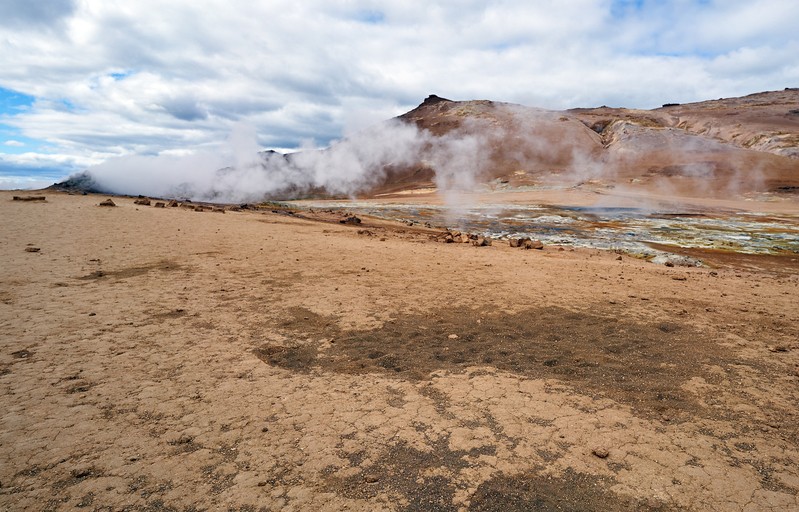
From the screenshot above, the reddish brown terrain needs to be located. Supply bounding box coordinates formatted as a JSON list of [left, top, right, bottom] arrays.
[[377, 89, 799, 199], [3, 89, 799, 511], [1, 189, 798, 511]]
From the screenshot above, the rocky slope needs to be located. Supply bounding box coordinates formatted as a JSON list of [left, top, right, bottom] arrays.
[[55, 89, 799, 201], [379, 89, 799, 198]]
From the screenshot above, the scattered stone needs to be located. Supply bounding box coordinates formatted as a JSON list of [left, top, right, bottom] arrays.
[[509, 238, 523, 248], [672, 276, 687, 281], [340, 215, 362, 225], [592, 447, 610, 459], [213, 208, 226, 214], [194, 206, 204, 212], [473, 236, 492, 247], [71, 467, 93, 479], [522, 239, 544, 250], [154, 202, 166, 208], [98, 199, 116, 207], [364, 473, 380, 483], [357, 229, 374, 236], [616, 255, 623, 261], [168, 200, 179, 207], [448, 334, 459, 339], [768, 345, 790, 353], [664, 261, 675, 267], [133, 198, 151, 206], [24, 247, 40, 253], [12, 196, 45, 201]]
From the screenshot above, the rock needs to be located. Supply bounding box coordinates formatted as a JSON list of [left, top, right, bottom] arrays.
[[154, 202, 166, 208], [768, 345, 789, 353], [176, 433, 194, 444], [456, 233, 470, 243], [168, 200, 179, 207], [357, 229, 375, 236], [13, 196, 45, 201], [340, 215, 362, 225], [71, 467, 93, 479], [664, 261, 675, 267], [443, 233, 455, 243], [134, 198, 151, 206], [522, 239, 544, 250], [592, 447, 610, 459], [213, 208, 225, 213], [194, 206, 204, 212], [98, 199, 116, 207], [509, 238, 521, 248], [364, 473, 380, 483], [616, 255, 623, 261], [24, 247, 40, 252], [448, 334, 459, 339], [473, 236, 492, 247]]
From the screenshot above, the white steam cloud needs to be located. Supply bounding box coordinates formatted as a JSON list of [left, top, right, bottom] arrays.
[[77, 103, 777, 204], [82, 117, 508, 203]]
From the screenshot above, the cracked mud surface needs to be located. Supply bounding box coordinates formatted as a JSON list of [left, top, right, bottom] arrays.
[[2, 191, 799, 511]]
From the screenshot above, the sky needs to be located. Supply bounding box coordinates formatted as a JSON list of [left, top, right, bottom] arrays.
[[1, 0, 798, 189]]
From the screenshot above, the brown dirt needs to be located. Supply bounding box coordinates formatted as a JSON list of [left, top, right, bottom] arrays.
[[2, 190, 798, 511]]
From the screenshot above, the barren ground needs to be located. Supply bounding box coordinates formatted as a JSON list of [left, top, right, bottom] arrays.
[[1, 191, 798, 511]]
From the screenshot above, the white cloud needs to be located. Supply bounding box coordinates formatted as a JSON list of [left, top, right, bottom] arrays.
[[0, 0, 797, 181], [3, 140, 25, 147]]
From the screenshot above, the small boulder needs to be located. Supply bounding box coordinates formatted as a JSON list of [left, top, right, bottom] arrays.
[[473, 236, 492, 247], [168, 200, 179, 207], [154, 202, 166, 208], [522, 239, 544, 250], [25, 247, 40, 253], [592, 447, 610, 459], [340, 215, 362, 225], [134, 198, 151, 206], [99, 199, 116, 207]]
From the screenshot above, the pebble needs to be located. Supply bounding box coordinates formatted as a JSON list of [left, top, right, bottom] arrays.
[[592, 447, 610, 459]]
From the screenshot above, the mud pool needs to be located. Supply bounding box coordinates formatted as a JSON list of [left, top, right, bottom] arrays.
[[296, 200, 799, 258]]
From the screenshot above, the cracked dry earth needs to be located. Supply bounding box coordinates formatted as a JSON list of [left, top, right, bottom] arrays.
[[2, 191, 799, 511]]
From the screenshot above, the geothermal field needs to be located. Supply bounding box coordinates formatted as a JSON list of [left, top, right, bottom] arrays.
[[2, 90, 799, 511]]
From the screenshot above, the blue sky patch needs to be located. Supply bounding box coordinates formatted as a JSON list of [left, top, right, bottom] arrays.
[[109, 70, 132, 80], [0, 87, 35, 116], [0, 123, 47, 155], [355, 10, 385, 24]]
